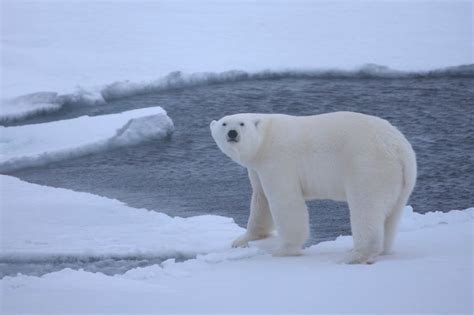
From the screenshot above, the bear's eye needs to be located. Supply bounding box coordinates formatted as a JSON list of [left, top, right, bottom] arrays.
[[240, 123, 245, 126], [222, 123, 227, 126]]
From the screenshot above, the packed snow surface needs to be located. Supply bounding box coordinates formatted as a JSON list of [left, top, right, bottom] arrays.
[[0, 107, 174, 172], [1, 176, 472, 313]]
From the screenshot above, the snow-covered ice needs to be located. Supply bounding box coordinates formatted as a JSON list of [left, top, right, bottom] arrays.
[[4, 65, 473, 123], [0, 92, 63, 122], [0, 107, 174, 172], [0, 175, 242, 259], [1, 0, 471, 119], [0, 175, 472, 313]]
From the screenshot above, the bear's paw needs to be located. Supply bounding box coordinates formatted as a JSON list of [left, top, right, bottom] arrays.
[[231, 233, 252, 248]]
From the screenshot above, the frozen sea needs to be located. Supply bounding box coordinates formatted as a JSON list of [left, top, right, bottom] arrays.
[[4, 69, 473, 248]]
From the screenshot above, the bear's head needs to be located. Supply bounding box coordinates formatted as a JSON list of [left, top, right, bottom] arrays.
[[210, 114, 264, 167]]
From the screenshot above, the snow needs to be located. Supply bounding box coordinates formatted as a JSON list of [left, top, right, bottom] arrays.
[[0, 175, 472, 313], [1, 0, 472, 117], [0, 175, 242, 259], [0, 107, 174, 172], [0, 92, 63, 122]]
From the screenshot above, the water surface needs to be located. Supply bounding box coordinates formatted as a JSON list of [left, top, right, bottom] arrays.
[[4, 75, 473, 276]]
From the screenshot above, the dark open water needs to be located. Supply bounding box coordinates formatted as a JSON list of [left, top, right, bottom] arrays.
[[3, 74, 473, 277]]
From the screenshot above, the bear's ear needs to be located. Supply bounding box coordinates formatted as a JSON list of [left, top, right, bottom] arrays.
[[210, 120, 217, 129], [253, 119, 261, 128]]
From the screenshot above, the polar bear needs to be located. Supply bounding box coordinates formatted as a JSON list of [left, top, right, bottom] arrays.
[[210, 112, 416, 264]]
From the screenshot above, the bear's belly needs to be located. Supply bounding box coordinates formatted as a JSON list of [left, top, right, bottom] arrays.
[[301, 179, 347, 202], [298, 155, 347, 202]]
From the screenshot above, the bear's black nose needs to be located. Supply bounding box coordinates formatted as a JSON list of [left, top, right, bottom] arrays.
[[227, 130, 238, 139]]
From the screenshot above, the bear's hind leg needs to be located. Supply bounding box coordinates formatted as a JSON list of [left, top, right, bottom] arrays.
[[383, 203, 404, 255], [345, 189, 390, 264], [344, 163, 401, 264], [346, 210, 384, 264]]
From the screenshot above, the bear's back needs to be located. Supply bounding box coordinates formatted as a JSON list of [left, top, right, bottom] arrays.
[[260, 111, 404, 160]]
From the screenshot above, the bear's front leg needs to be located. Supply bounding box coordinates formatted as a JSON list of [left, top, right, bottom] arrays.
[[232, 170, 274, 248], [260, 172, 309, 256], [270, 195, 309, 256]]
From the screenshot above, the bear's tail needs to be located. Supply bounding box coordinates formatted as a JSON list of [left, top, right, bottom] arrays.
[[383, 135, 417, 254]]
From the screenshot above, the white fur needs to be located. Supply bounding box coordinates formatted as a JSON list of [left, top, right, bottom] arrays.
[[210, 112, 416, 264]]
